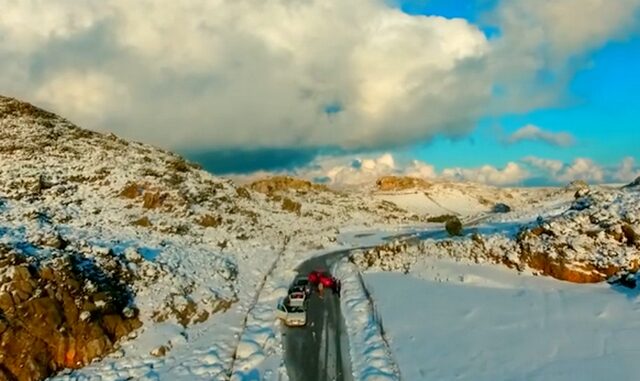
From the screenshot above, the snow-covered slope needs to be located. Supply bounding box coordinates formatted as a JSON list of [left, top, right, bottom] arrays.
[[0, 96, 417, 380], [364, 259, 640, 380], [370, 176, 563, 219], [358, 182, 640, 283]]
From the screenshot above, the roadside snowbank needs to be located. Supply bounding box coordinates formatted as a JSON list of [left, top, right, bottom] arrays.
[[333, 259, 400, 381]]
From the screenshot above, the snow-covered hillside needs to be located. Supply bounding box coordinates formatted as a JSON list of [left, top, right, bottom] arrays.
[[357, 181, 640, 283], [371, 175, 564, 219], [0, 96, 417, 380]]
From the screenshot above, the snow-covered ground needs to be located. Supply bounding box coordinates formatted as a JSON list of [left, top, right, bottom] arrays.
[[3, 96, 639, 381], [334, 259, 400, 381], [363, 259, 640, 380]]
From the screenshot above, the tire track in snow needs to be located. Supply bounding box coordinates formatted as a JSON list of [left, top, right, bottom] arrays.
[[227, 235, 290, 380]]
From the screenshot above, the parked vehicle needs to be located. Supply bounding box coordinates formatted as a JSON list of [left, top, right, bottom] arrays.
[[309, 270, 341, 296], [289, 275, 312, 296], [276, 298, 307, 327], [287, 290, 307, 307]]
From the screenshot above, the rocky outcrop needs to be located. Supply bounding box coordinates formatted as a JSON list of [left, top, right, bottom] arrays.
[[249, 176, 329, 195], [0, 247, 141, 381], [624, 176, 640, 189], [375, 176, 430, 191]]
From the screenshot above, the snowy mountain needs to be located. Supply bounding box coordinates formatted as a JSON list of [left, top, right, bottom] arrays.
[[2, 95, 638, 380], [0, 96, 416, 380]]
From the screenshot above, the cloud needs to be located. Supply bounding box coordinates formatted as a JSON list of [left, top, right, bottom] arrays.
[[523, 156, 608, 183], [0, 0, 639, 152], [35, 70, 129, 122], [507, 125, 575, 146], [0, 0, 491, 150], [441, 162, 530, 186], [287, 153, 527, 187], [522, 156, 565, 174], [233, 153, 639, 187], [557, 158, 605, 183], [614, 156, 640, 182]]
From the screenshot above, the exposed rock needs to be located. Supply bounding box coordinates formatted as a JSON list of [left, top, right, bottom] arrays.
[[624, 176, 640, 189], [249, 176, 329, 195], [235, 187, 251, 199], [566, 180, 589, 191], [132, 216, 153, 227], [281, 198, 301, 215], [621, 224, 639, 246], [0, 249, 141, 381], [426, 214, 457, 223], [375, 176, 430, 191], [150, 345, 169, 357], [197, 214, 222, 228], [142, 191, 167, 209], [119, 183, 142, 199]]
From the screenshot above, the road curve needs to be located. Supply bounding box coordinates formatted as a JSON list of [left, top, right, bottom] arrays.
[[283, 250, 353, 381]]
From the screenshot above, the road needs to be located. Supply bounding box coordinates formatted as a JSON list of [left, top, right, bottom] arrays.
[[283, 250, 353, 381]]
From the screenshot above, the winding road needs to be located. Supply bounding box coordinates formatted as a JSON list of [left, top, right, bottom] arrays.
[[283, 250, 353, 381]]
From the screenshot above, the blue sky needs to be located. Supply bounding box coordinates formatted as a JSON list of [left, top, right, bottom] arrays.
[[406, 35, 640, 169], [392, 0, 640, 180]]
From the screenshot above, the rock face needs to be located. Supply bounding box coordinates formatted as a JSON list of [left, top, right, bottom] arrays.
[[0, 248, 141, 381], [375, 176, 430, 191], [249, 176, 329, 195], [624, 176, 640, 189]]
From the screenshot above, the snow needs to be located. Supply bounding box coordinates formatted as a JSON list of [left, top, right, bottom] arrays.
[[3, 97, 640, 380], [0, 97, 426, 380], [363, 259, 640, 380], [334, 259, 400, 381]]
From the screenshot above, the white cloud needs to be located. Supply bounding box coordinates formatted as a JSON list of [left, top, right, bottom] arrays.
[[238, 154, 638, 188], [291, 153, 527, 187], [0, 0, 638, 151], [523, 156, 606, 184], [614, 157, 640, 182], [35, 71, 129, 123], [522, 156, 565, 174], [507, 125, 575, 146], [557, 158, 605, 183], [0, 0, 491, 150], [441, 162, 529, 186]]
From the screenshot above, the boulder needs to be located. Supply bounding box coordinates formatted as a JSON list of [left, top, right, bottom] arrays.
[[492, 203, 512, 213]]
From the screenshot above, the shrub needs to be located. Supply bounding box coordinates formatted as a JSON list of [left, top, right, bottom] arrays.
[[445, 216, 463, 236]]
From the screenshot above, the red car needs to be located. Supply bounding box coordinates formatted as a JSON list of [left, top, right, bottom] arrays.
[[308, 270, 341, 296]]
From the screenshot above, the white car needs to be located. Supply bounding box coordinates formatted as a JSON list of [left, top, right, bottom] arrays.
[[276, 299, 307, 327], [287, 290, 307, 308]]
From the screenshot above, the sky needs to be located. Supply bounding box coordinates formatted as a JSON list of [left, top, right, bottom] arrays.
[[0, 0, 638, 186]]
